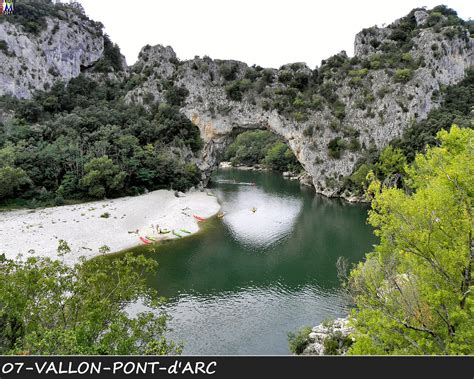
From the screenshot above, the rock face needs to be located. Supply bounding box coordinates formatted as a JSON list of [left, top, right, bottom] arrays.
[[302, 317, 353, 355], [0, 4, 106, 98], [1, 5, 472, 198], [125, 9, 473, 198]]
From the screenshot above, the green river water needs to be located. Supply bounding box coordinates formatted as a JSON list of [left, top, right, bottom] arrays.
[[126, 168, 376, 354]]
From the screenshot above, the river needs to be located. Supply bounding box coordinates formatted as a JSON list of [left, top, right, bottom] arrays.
[[126, 168, 376, 354]]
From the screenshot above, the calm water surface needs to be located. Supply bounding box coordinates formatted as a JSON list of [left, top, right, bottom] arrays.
[[126, 169, 376, 354]]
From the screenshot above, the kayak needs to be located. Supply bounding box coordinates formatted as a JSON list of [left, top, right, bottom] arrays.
[[172, 230, 183, 238], [180, 229, 191, 234], [139, 236, 152, 245], [193, 215, 206, 222], [146, 236, 159, 242], [159, 229, 171, 234]]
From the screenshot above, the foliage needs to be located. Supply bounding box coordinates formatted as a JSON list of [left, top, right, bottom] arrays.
[[225, 80, 252, 101], [323, 331, 353, 355], [0, 144, 31, 198], [224, 130, 301, 173], [3, 1, 51, 34], [163, 85, 188, 107], [0, 166, 30, 199], [0, 74, 203, 205], [0, 40, 11, 55], [288, 326, 312, 355], [219, 61, 239, 81], [327, 137, 347, 159], [394, 68, 413, 83], [345, 163, 373, 195], [264, 142, 300, 172], [347, 126, 474, 355], [392, 68, 474, 161], [2, 0, 97, 35], [0, 245, 182, 355], [93, 35, 124, 73], [375, 145, 407, 178], [80, 156, 127, 198], [347, 68, 473, 194]]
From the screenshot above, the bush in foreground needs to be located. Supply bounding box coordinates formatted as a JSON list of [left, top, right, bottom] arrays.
[[288, 326, 312, 354], [347, 125, 473, 355], [0, 243, 181, 355]]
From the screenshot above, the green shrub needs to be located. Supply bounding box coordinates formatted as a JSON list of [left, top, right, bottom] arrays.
[[165, 85, 189, 107], [219, 62, 239, 81], [80, 156, 127, 199], [303, 126, 314, 137], [278, 70, 293, 83], [332, 100, 346, 120], [394, 68, 413, 83], [348, 68, 368, 77], [348, 137, 361, 152], [225, 79, 252, 101], [288, 326, 312, 355], [328, 137, 347, 159], [0, 251, 181, 354], [346, 163, 373, 194], [93, 35, 123, 73], [323, 331, 353, 355]]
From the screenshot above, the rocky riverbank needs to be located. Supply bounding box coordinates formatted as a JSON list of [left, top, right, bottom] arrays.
[[301, 317, 354, 355]]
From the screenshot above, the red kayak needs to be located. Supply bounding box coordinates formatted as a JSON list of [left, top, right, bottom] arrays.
[[139, 236, 152, 245], [193, 215, 206, 222]]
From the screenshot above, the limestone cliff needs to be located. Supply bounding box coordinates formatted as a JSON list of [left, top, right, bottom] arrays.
[[0, 1, 124, 99], [124, 8, 473, 198], [1, 5, 472, 198]]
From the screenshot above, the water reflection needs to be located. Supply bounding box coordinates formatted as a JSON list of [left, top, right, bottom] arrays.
[[219, 186, 303, 251], [123, 169, 376, 354]]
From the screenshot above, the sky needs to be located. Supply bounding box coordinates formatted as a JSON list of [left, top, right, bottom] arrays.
[[76, 0, 473, 69]]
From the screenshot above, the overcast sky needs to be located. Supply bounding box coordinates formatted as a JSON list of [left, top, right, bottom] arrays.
[[77, 0, 472, 69]]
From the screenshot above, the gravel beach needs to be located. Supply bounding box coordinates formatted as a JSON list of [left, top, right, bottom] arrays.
[[0, 189, 220, 264]]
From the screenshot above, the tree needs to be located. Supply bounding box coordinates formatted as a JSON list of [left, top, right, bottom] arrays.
[[375, 145, 407, 178], [0, 245, 181, 355], [225, 130, 279, 166], [0, 166, 30, 200], [0, 144, 31, 200], [347, 125, 473, 355], [80, 156, 127, 198], [264, 142, 299, 172]]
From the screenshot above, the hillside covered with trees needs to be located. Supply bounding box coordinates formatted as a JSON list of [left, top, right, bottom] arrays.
[[0, 74, 203, 208]]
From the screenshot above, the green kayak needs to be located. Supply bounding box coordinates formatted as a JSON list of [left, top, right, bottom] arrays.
[[172, 230, 183, 238], [180, 228, 191, 234]]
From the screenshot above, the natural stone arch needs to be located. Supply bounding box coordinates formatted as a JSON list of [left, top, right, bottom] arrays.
[[185, 110, 309, 186]]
